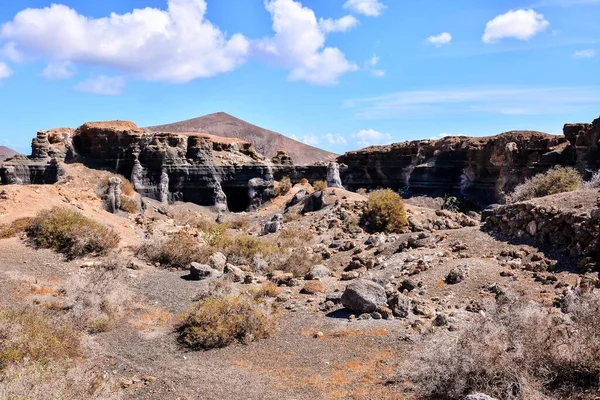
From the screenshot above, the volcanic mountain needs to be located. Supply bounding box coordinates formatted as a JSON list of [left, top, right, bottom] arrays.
[[147, 112, 337, 165], [0, 146, 18, 161]]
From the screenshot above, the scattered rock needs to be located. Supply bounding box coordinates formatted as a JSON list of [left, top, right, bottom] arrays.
[[341, 279, 387, 314], [301, 280, 325, 295], [305, 265, 331, 280], [189, 263, 217, 281], [446, 265, 469, 284], [208, 252, 227, 271], [387, 292, 412, 318]]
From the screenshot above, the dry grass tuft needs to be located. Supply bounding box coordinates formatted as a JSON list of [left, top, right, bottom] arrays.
[[119, 195, 138, 213], [277, 177, 292, 196], [251, 282, 280, 299], [507, 166, 582, 203], [27, 207, 119, 258], [137, 232, 201, 269], [0, 217, 33, 239], [313, 180, 328, 192], [177, 295, 275, 350], [361, 189, 407, 234]]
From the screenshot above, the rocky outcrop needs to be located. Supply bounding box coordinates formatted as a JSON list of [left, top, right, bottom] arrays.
[[326, 161, 343, 189], [339, 130, 574, 204]]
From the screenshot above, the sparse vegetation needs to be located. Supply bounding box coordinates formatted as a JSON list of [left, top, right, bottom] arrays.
[[277, 177, 292, 196], [313, 180, 328, 191], [119, 195, 138, 213], [361, 189, 407, 233], [356, 188, 368, 196], [137, 232, 201, 268], [251, 282, 280, 299], [410, 294, 600, 400], [0, 217, 33, 239], [226, 215, 250, 231], [507, 166, 582, 203], [0, 306, 81, 370], [27, 207, 119, 258], [97, 174, 135, 196], [177, 295, 275, 350]]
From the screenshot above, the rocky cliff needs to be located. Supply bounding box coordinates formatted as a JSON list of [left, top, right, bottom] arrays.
[[339, 129, 582, 204]]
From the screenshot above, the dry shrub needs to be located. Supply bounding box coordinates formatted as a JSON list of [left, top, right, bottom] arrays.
[[356, 188, 368, 196], [221, 235, 277, 265], [171, 210, 217, 231], [283, 211, 302, 223], [177, 295, 275, 350], [278, 177, 292, 196], [361, 189, 407, 233], [508, 166, 582, 203], [252, 282, 280, 299], [313, 180, 328, 191], [410, 294, 600, 400], [97, 174, 135, 196], [137, 232, 201, 269], [271, 247, 321, 277], [27, 207, 119, 258], [119, 195, 138, 213], [226, 216, 250, 231], [0, 306, 81, 370], [278, 226, 314, 248], [0, 217, 33, 239]]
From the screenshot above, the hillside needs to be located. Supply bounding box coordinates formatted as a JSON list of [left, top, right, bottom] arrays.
[[0, 145, 18, 161], [147, 112, 337, 165]]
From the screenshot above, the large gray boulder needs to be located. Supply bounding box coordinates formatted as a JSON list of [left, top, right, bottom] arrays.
[[341, 279, 387, 314], [190, 263, 218, 281]]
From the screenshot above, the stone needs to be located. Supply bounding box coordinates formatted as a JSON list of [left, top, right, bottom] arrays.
[[446, 265, 468, 284], [341, 279, 387, 314], [263, 220, 281, 234], [189, 263, 216, 281], [106, 176, 122, 213], [341, 271, 360, 281], [326, 161, 343, 189], [208, 252, 227, 271], [224, 264, 245, 282], [433, 313, 448, 326], [305, 265, 331, 280], [464, 394, 498, 400], [286, 190, 306, 208], [526, 220, 537, 236], [376, 305, 394, 320], [301, 281, 325, 295], [413, 302, 436, 318], [366, 233, 386, 247], [302, 191, 326, 213], [388, 292, 412, 318], [399, 279, 419, 292], [325, 292, 343, 304]]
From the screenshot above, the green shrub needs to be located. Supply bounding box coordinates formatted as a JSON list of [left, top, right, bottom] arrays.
[[0, 306, 81, 370], [177, 295, 275, 350], [361, 189, 407, 233], [137, 232, 201, 269], [508, 166, 582, 203], [313, 180, 328, 191], [27, 208, 119, 258], [221, 235, 277, 265], [0, 217, 33, 239]]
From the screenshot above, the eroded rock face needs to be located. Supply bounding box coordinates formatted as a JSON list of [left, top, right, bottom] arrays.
[[326, 161, 343, 189]]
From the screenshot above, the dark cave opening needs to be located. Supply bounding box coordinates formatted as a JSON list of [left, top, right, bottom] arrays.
[[222, 186, 251, 213]]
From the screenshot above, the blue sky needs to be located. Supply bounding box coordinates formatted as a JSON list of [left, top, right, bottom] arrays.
[[0, 0, 599, 154]]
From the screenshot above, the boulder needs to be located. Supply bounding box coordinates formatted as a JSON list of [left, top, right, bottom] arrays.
[[341, 279, 387, 314], [305, 265, 331, 280], [303, 191, 326, 213], [286, 189, 306, 208], [189, 263, 216, 281], [208, 252, 227, 271], [388, 292, 412, 318], [301, 280, 325, 294]]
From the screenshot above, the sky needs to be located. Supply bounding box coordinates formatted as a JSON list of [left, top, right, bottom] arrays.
[[0, 0, 599, 154]]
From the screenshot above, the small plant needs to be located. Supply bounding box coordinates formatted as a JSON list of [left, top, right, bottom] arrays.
[[119, 195, 138, 213], [0, 217, 33, 239], [507, 166, 582, 203], [442, 195, 459, 212], [226, 216, 250, 231], [361, 189, 407, 234], [177, 295, 275, 350], [278, 177, 292, 196], [88, 313, 116, 334], [222, 235, 277, 265], [356, 188, 368, 196], [137, 232, 201, 269], [252, 282, 280, 300], [313, 180, 328, 192], [27, 207, 119, 258]]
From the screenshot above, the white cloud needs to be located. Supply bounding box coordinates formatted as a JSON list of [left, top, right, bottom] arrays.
[[573, 49, 596, 58], [483, 9, 549, 43], [352, 129, 392, 147], [325, 133, 348, 145], [429, 133, 453, 140], [427, 32, 452, 47], [343, 0, 386, 17], [300, 134, 320, 146], [319, 15, 359, 33], [365, 55, 385, 77], [0, 62, 12, 80], [1, 0, 250, 83], [74, 75, 125, 96], [344, 86, 600, 119], [42, 60, 76, 80], [256, 0, 358, 85]]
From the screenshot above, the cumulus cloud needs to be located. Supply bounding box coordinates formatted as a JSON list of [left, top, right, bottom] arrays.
[[319, 15, 359, 33], [427, 32, 452, 46], [483, 9, 549, 43], [365, 55, 385, 77], [352, 129, 392, 147], [256, 0, 358, 85], [573, 49, 596, 58], [42, 60, 76, 80], [0, 62, 12, 80], [343, 0, 387, 17], [74, 75, 125, 96], [325, 133, 348, 145], [0, 0, 250, 83]]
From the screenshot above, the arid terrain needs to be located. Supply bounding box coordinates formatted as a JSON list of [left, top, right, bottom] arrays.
[[1, 117, 600, 400]]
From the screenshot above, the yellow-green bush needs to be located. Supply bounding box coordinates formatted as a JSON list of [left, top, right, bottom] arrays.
[[313, 180, 328, 191], [177, 295, 275, 349], [27, 208, 119, 258], [278, 177, 292, 196], [0, 307, 81, 370], [361, 189, 407, 233], [0, 217, 33, 239], [137, 232, 201, 269], [119, 195, 138, 213], [508, 166, 582, 203]]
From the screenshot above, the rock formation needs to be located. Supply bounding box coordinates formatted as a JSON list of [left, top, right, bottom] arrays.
[[326, 161, 344, 189]]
